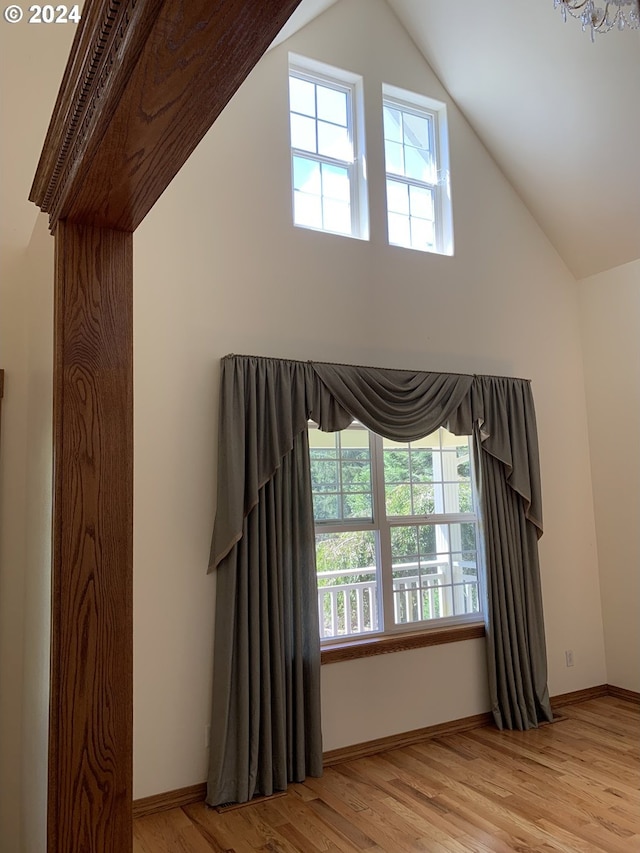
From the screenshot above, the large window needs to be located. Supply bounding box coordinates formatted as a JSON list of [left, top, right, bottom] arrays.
[[382, 84, 453, 255], [309, 422, 482, 642], [288, 54, 368, 240]]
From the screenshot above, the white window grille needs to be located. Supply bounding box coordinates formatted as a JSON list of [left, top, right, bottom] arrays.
[[289, 54, 369, 240], [382, 84, 453, 255], [309, 423, 481, 642]]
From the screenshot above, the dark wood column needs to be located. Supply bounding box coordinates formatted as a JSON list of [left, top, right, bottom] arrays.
[[29, 2, 302, 849], [49, 222, 133, 853]]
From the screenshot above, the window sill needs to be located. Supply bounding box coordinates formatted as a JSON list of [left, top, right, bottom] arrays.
[[320, 622, 485, 665]]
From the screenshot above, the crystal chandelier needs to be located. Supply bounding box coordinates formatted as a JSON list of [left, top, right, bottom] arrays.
[[554, 0, 640, 40]]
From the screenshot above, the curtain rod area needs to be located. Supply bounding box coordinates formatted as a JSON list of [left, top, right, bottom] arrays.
[[222, 353, 531, 385]]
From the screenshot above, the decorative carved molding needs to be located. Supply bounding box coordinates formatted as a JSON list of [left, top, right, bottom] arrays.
[[30, 0, 303, 232], [30, 0, 164, 224]]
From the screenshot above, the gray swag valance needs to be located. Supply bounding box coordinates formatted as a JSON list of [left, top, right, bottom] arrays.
[[210, 356, 543, 570]]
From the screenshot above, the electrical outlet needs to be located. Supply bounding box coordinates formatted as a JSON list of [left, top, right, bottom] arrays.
[[205, 724, 211, 750], [565, 649, 575, 667]]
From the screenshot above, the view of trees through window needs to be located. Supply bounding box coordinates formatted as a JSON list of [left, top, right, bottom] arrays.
[[309, 423, 481, 640]]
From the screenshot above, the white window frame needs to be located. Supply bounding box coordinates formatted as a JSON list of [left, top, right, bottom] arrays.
[[289, 53, 369, 240], [382, 83, 453, 256], [310, 423, 483, 646]]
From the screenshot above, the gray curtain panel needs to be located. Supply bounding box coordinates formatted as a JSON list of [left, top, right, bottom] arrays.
[[476, 441, 552, 730], [207, 355, 552, 806], [207, 430, 322, 805], [472, 376, 551, 730]]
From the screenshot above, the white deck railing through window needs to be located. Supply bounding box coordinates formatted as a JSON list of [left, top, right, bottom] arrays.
[[317, 562, 479, 639]]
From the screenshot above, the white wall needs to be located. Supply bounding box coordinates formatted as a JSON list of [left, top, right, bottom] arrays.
[[0, 247, 29, 850], [20, 216, 54, 853], [0, 218, 54, 853], [133, 0, 607, 798], [0, 17, 75, 849], [579, 260, 640, 692]]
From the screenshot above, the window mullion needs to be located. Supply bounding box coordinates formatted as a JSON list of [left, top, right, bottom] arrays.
[[347, 97, 357, 235], [386, 512, 477, 526], [336, 431, 343, 519], [371, 432, 393, 632], [386, 174, 437, 193], [291, 148, 353, 170]]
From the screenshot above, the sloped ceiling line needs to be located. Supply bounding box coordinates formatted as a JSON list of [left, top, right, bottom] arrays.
[[276, 0, 640, 278]]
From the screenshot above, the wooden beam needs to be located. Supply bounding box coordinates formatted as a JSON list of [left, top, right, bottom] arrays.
[[30, 2, 302, 849], [30, 0, 302, 232], [49, 222, 133, 852]]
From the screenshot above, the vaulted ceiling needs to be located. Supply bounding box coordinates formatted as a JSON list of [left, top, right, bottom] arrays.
[[275, 0, 640, 279], [3, 0, 638, 280]]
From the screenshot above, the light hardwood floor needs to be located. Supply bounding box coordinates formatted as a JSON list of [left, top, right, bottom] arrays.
[[133, 696, 640, 852]]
